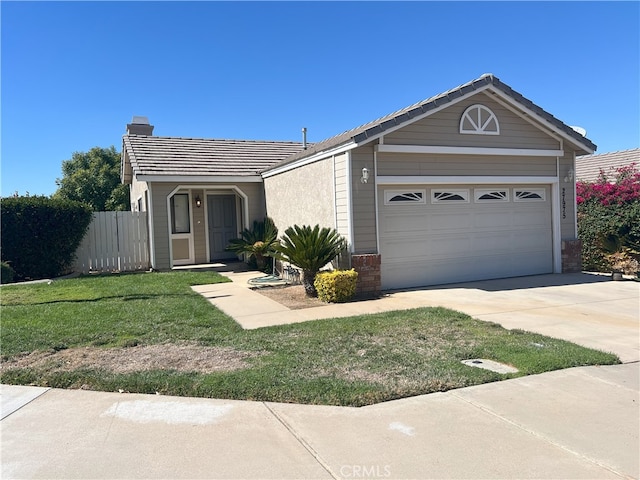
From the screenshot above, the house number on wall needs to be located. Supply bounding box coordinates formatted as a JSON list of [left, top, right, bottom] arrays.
[[562, 187, 566, 219]]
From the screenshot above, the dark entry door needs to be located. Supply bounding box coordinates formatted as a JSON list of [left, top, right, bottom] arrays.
[[207, 195, 238, 260]]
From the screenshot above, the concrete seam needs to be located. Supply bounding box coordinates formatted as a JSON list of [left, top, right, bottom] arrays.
[[450, 391, 631, 479], [0, 387, 51, 421], [263, 402, 339, 480]]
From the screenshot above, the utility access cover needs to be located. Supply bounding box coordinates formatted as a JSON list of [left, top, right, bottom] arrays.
[[461, 359, 519, 374]]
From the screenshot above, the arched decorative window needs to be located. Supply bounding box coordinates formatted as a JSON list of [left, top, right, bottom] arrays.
[[460, 104, 500, 135]]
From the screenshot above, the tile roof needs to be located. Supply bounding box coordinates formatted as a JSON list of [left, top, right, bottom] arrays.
[[123, 135, 308, 178], [576, 148, 640, 183], [265, 74, 597, 172]]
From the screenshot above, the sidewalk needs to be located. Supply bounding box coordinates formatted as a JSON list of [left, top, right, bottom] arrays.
[[2, 363, 638, 479]]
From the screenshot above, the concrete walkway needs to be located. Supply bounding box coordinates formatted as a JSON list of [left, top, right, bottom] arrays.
[[2, 271, 639, 479]]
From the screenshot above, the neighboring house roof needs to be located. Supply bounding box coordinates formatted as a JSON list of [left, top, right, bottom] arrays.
[[122, 135, 308, 182], [265, 73, 597, 173], [576, 148, 640, 183]]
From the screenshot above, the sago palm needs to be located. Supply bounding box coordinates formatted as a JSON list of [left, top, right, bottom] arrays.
[[226, 217, 279, 271], [273, 224, 346, 297]]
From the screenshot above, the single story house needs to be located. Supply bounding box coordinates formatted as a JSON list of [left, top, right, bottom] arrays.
[[121, 74, 596, 293], [576, 148, 639, 183]]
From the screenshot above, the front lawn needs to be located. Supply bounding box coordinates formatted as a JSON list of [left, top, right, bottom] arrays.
[[0, 271, 620, 406]]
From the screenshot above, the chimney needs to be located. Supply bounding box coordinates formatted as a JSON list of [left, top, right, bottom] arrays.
[[302, 127, 307, 149], [126, 116, 154, 136]]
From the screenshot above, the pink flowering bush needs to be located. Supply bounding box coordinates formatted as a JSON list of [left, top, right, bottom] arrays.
[[576, 163, 640, 206], [577, 163, 640, 273]]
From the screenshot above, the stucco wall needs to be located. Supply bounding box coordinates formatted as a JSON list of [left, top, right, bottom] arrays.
[[264, 157, 336, 234], [129, 177, 149, 212]]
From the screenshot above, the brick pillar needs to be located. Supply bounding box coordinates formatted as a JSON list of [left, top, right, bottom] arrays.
[[351, 254, 381, 298], [561, 239, 583, 273]]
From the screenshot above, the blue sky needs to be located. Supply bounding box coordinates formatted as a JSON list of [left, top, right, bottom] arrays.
[[2, 1, 639, 197]]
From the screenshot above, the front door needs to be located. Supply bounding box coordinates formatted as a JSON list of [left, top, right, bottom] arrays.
[[207, 194, 238, 260]]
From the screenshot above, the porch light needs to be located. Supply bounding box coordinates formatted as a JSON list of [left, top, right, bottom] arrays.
[[361, 167, 370, 184], [194, 195, 202, 208]]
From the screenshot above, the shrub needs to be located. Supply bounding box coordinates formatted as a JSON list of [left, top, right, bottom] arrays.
[[1, 261, 15, 284], [226, 217, 278, 272], [577, 164, 640, 273], [273, 224, 346, 297], [314, 269, 358, 303], [1, 196, 93, 281]]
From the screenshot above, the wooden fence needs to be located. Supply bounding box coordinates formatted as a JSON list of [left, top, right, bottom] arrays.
[[74, 211, 150, 274]]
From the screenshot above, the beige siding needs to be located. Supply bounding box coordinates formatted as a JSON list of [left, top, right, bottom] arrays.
[[149, 182, 266, 269], [377, 153, 557, 177], [191, 188, 207, 263], [334, 152, 350, 244], [150, 183, 176, 269], [384, 94, 560, 150], [235, 182, 268, 226], [559, 149, 578, 239], [264, 157, 336, 233], [351, 146, 377, 253]]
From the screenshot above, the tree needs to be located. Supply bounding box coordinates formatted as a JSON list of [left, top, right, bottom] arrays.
[[273, 224, 346, 297], [53, 146, 129, 211]]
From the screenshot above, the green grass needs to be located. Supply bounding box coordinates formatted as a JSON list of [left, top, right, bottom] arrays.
[[0, 271, 620, 406]]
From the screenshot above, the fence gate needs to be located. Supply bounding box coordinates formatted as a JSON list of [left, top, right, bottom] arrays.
[[74, 211, 150, 274]]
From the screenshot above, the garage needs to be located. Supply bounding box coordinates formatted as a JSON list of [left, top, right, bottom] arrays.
[[379, 184, 553, 289]]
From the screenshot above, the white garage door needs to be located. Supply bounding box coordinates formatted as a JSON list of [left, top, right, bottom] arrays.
[[379, 185, 553, 289]]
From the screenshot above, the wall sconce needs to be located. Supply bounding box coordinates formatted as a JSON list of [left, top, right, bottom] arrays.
[[194, 195, 202, 208], [563, 168, 574, 184], [361, 167, 370, 184]]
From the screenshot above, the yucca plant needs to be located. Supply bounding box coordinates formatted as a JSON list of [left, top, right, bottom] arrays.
[[226, 217, 279, 271], [273, 224, 346, 297]]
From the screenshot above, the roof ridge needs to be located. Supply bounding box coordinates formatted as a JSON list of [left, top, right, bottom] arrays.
[[124, 134, 308, 145]]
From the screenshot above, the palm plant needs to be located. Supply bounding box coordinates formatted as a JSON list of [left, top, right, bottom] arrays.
[[273, 224, 346, 297], [226, 217, 279, 271]]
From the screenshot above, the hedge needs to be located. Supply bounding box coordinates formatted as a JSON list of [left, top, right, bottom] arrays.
[[0, 196, 93, 281]]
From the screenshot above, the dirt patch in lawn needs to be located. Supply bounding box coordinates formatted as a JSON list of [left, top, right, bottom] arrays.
[[1, 344, 260, 374], [253, 284, 327, 309]]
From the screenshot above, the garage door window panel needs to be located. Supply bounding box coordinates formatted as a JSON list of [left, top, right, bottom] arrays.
[[474, 189, 509, 203], [431, 190, 470, 204], [514, 188, 546, 202], [384, 190, 426, 205]]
